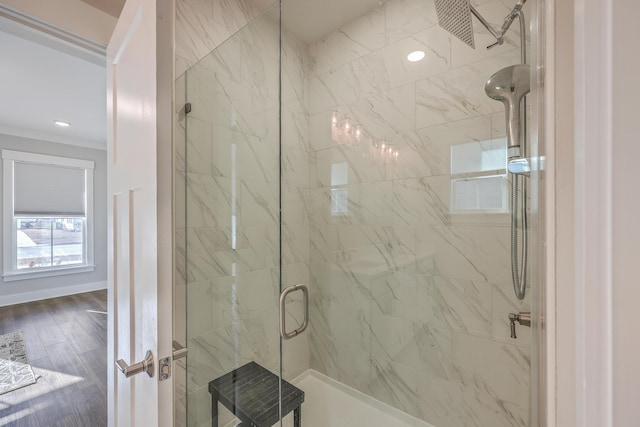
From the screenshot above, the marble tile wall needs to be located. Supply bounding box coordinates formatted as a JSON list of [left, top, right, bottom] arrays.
[[175, 0, 270, 76], [175, 0, 535, 426], [305, 0, 533, 426]]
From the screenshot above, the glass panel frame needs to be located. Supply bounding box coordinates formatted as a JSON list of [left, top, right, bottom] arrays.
[[183, 2, 284, 426]]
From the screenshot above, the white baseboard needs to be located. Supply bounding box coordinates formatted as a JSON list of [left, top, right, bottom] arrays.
[[0, 280, 107, 306]]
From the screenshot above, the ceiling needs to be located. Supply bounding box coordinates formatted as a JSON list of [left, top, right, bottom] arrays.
[[79, 0, 125, 18], [0, 16, 106, 149], [252, 0, 386, 44], [282, 0, 385, 43], [77, 0, 384, 41]]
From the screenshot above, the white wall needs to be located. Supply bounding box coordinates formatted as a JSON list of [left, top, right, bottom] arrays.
[[552, 0, 576, 425], [553, 0, 640, 425], [0, 134, 107, 306], [611, 0, 640, 424]]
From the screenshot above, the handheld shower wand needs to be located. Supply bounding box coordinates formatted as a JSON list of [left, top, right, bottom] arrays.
[[485, 64, 530, 160], [485, 65, 530, 301], [433, 0, 531, 302]]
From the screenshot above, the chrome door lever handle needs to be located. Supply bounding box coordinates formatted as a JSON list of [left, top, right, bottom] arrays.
[[172, 341, 188, 360], [116, 350, 155, 378]]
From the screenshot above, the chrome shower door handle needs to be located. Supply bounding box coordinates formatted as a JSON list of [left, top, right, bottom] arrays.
[[116, 350, 155, 378], [279, 284, 309, 340]]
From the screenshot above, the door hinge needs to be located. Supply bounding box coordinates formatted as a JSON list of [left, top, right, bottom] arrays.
[[159, 356, 171, 381], [184, 102, 192, 114]]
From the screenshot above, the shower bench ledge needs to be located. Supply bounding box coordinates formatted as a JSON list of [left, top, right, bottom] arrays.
[[208, 361, 305, 427]]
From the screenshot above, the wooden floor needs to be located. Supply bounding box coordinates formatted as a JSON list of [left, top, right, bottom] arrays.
[[0, 290, 107, 427]]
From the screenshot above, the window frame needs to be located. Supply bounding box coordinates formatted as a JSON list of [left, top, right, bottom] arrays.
[[449, 139, 509, 215], [2, 150, 95, 281]]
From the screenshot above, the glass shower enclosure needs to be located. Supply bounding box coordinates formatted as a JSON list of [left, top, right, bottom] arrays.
[[177, 0, 538, 426]]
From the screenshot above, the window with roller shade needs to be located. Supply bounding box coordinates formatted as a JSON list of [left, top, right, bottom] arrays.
[[2, 150, 95, 281]]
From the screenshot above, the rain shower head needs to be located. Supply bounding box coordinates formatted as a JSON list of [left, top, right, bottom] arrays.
[[434, 0, 528, 50], [485, 64, 530, 159], [433, 0, 475, 48]]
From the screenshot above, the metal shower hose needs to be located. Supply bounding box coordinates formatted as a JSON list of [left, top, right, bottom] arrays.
[[512, 9, 527, 300]]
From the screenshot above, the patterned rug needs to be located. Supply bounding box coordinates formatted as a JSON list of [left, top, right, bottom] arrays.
[[0, 331, 37, 395]]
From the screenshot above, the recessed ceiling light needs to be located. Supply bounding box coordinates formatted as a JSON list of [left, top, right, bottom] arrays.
[[54, 120, 70, 127], [407, 50, 426, 62]]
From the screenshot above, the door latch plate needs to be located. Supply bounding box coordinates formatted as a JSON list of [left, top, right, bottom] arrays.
[[159, 356, 171, 381]]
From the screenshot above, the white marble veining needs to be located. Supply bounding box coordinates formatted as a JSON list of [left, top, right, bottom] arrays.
[[417, 275, 493, 337], [176, 0, 271, 76], [392, 176, 451, 226], [282, 224, 310, 265], [372, 26, 451, 90], [395, 324, 456, 382], [185, 174, 233, 229], [282, 97, 311, 151], [302, 1, 531, 425], [196, 17, 280, 96], [209, 125, 279, 181], [364, 359, 421, 418], [309, 304, 372, 389], [312, 145, 387, 187], [352, 82, 417, 136], [282, 145, 310, 187], [415, 50, 521, 128], [185, 117, 213, 174], [452, 331, 530, 409], [184, 225, 274, 282], [414, 225, 511, 283], [308, 26, 450, 116], [176, 0, 534, 426], [176, 0, 229, 77], [282, 28, 310, 104], [310, 7, 386, 76], [189, 73, 279, 140], [385, 0, 439, 45], [211, 0, 264, 38]]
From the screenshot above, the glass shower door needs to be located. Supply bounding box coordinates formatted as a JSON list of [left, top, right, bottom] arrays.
[[182, 3, 285, 426], [178, 0, 539, 425]]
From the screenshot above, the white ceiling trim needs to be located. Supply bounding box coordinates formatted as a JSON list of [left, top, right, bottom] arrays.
[[0, 125, 107, 151], [0, 10, 107, 148], [0, 3, 106, 66]]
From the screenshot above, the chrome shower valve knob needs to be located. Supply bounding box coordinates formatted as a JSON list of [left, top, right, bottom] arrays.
[[508, 312, 531, 339]]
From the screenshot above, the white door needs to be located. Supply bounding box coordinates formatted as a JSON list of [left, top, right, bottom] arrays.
[[106, 0, 173, 425]]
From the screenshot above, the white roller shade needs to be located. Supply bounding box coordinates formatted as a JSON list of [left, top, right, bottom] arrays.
[[14, 162, 86, 216]]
